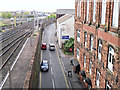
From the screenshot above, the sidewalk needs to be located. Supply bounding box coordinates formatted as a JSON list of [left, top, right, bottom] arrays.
[[56, 41, 85, 89]]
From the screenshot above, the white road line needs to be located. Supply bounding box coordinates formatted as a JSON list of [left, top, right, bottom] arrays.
[[51, 67, 53, 75], [50, 58, 51, 65], [52, 79, 55, 89], [49, 53, 51, 58]]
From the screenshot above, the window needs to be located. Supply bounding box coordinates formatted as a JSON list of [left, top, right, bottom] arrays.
[[79, 0, 81, 17], [98, 40, 102, 60], [96, 70, 100, 88], [84, 54, 86, 68], [86, 0, 89, 21], [89, 59, 92, 75], [101, 0, 106, 25], [77, 2, 80, 17], [112, 0, 119, 27], [106, 81, 111, 90], [77, 30, 80, 42], [90, 35, 93, 51], [93, 0, 96, 22], [108, 47, 114, 72], [84, 32, 87, 47], [77, 48, 79, 60]]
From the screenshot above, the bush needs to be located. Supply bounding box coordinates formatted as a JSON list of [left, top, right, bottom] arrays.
[[64, 38, 74, 53]]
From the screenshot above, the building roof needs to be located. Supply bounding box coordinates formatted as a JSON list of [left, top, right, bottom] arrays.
[[56, 9, 75, 15], [57, 14, 73, 24]]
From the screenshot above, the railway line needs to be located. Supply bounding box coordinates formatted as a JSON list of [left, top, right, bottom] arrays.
[[0, 22, 34, 82]]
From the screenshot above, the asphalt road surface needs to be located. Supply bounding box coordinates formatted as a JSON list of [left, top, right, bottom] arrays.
[[39, 24, 69, 89]]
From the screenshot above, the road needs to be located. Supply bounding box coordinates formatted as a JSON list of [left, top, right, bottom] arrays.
[[39, 24, 69, 89]]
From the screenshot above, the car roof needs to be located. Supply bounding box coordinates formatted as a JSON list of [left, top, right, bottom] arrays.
[[49, 43, 55, 46], [42, 43, 47, 45], [43, 60, 48, 63]]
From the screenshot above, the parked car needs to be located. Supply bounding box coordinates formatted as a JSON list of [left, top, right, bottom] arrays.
[[40, 60, 49, 72], [49, 43, 55, 51], [41, 43, 47, 50]]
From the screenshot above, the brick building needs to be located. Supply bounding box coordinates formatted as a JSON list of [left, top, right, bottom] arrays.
[[74, 0, 120, 89]]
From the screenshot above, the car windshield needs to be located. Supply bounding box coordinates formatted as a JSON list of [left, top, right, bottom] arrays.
[[42, 63, 48, 66], [50, 45, 55, 47]]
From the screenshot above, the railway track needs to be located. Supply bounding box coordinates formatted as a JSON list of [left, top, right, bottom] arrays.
[[0, 22, 34, 82]]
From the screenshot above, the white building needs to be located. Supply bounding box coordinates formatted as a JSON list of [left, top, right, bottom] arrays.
[[57, 14, 74, 48]]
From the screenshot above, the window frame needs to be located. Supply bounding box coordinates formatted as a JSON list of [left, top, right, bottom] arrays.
[[98, 40, 102, 60], [93, 0, 96, 22], [84, 32, 87, 47], [84, 54, 86, 68], [112, 0, 119, 27], [101, 0, 106, 25], [90, 35, 93, 51], [77, 48, 80, 60], [96, 70, 100, 88], [89, 59, 92, 75], [107, 47, 114, 72], [77, 29, 80, 42], [86, 0, 89, 21]]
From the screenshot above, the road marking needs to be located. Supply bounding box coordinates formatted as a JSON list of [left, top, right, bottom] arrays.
[[55, 46, 69, 89], [50, 58, 51, 65], [51, 67, 53, 75], [49, 53, 51, 58], [52, 79, 55, 89]]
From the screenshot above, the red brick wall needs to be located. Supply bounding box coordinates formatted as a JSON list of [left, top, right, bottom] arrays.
[[74, 0, 120, 89]]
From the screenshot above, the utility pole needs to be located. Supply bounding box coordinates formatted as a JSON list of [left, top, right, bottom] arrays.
[[8, 62, 12, 89], [34, 10, 36, 31], [14, 12, 16, 27]]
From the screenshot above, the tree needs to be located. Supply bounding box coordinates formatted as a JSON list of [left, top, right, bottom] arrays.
[[7, 13, 12, 18], [2, 12, 7, 18]]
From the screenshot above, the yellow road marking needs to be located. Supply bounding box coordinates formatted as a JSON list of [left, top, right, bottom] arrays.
[[55, 46, 69, 89]]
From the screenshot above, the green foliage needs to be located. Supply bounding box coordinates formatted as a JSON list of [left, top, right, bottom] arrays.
[[63, 38, 74, 53], [7, 13, 12, 18], [2, 12, 7, 18]]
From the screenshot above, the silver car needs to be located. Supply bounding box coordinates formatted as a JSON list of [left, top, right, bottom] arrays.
[[49, 43, 55, 51]]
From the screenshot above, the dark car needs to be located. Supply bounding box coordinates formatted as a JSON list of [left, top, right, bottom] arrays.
[[41, 43, 47, 50], [40, 60, 49, 72]]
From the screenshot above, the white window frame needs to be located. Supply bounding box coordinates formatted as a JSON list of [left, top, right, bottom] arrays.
[[77, 2, 80, 17], [77, 30, 80, 42], [84, 54, 86, 68], [106, 81, 111, 90], [86, 0, 89, 21], [108, 47, 114, 72], [112, 0, 119, 27], [79, 0, 81, 17], [101, 0, 106, 25], [96, 70, 100, 88], [89, 60, 92, 75], [98, 40, 102, 60], [84, 32, 87, 47], [77, 48, 79, 60], [90, 35, 93, 51], [93, 0, 96, 22]]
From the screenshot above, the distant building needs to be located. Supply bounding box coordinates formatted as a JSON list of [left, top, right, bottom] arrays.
[[56, 9, 75, 19], [57, 14, 74, 48], [74, 0, 120, 89]]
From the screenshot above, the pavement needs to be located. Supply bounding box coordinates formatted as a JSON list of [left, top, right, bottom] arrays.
[[55, 32, 85, 89]]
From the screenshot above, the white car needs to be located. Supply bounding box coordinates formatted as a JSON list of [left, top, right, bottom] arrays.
[[49, 43, 55, 51]]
